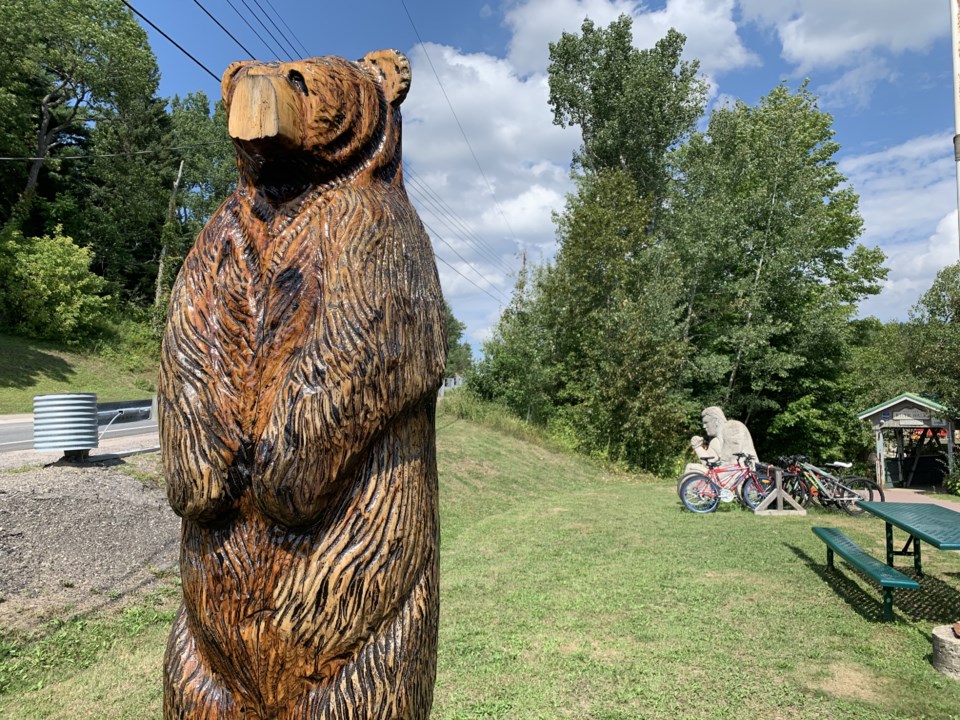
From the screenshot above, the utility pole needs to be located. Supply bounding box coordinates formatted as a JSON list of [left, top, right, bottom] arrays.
[[951, 0, 960, 253], [153, 159, 185, 333]]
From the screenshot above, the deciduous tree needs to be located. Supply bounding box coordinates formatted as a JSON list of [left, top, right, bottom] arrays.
[[470, 265, 555, 426], [541, 168, 688, 468], [0, 225, 109, 341], [0, 0, 159, 218], [67, 93, 172, 301], [443, 302, 473, 378], [153, 94, 236, 326], [666, 83, 886, 457], [909, 262, 960, 412], [548, 16, 706, 206]]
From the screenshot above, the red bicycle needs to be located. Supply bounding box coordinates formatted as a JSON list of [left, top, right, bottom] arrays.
[[679, 454, 769, 513]]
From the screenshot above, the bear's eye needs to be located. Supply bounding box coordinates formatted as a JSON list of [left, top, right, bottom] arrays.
[[288, 70, 308, 96]]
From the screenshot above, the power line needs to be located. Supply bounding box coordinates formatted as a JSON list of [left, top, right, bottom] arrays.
[[406, 183, 515, 286], [259, 0, 311, 57], [406, 167, 509, 268], [0, 141, 231, 162], [223, 0, 285, 59], [433, 254, 506, 306], [236, 0, 294, 60], [402, 169, 514, 298], [407, 177, 509, 276], [419, 212, 511, 303], [120, 0, 220, 82], [248, 0, 301, 59], [412, 183, 509, 302], [399, 0, 521, 251], [405, 166, 515, 277], [82, 3, 508, 307], [423, 223, 503, 305], [191, 0, 258, 59]]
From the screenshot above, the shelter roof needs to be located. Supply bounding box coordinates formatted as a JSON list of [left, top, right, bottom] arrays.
[[857, 392, 950, 421]]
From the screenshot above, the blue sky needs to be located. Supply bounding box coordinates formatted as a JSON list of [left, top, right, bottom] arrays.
[[135, 0, 959, 349]]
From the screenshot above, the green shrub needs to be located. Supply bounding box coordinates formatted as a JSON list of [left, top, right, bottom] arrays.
[[944, 462, 960, 496], [0, 226, 110, 343], [439, 389, 548, 448], [96, 311, 160, 375]]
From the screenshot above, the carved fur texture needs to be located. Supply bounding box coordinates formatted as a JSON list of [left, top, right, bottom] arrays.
[[159, 51, 445, 720]]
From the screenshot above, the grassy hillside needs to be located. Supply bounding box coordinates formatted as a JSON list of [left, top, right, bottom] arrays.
[[0, 332, 157, 414], [2, 406, 960, 718]]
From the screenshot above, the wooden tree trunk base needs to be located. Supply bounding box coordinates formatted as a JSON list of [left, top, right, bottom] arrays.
[[932, 625, 960, 681]]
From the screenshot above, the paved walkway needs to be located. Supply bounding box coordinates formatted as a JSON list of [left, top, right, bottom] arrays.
[[883, 487, 960, 512]]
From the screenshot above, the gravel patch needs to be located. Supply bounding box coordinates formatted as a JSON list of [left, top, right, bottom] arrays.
[[0, 442, 181, 630]]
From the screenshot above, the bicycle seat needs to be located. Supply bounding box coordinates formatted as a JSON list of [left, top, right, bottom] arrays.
[[824, 460, 852, 469]]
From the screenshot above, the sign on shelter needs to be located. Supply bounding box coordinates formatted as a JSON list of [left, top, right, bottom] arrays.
[[858, 392, 955, 488]]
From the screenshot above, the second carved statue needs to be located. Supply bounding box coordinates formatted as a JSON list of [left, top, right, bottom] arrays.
[[158, 50, 446, 719]]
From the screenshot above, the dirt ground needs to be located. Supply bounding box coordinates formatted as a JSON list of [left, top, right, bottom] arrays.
[[0, 441, 181, 631]]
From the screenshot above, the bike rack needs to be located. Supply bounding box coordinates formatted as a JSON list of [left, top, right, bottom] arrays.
[[753, 466, 807, 516]]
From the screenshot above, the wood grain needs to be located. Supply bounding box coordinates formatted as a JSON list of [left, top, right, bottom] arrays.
[[159, 50, 445, 719]]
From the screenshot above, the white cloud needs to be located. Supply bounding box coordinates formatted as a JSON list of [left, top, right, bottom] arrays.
[[710, 92, 740, 112], [840, 133, 955, 246], [505, 0, 757, 78], [859, 211, 960, 320], [398, 2, 955, 343], [504, 0, 639, 76], [818, 58, 896, 109], [401, 41, 580, 346], [841, 133, 960, 320], [738, 0, 946, 71], [630, 0, 759, 76]]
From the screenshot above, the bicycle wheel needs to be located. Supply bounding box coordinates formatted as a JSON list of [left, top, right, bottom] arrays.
[[781, 472, 810, 508], [739, 473, 773, 510], [806, 477, 829, 508], [841, 476, 885, 503], [834, 476, 874, 516], [676, 471, 701, 498], [680, 474, 720, 513]]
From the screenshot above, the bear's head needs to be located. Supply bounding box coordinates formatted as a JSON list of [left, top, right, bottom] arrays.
[[222, 50, 411, 205]]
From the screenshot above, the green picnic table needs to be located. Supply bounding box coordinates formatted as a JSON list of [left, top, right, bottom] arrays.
[[857, 501, 960, 577]]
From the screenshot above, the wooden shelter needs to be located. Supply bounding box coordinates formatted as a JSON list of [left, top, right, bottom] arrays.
[[858, 393, 955, 488]]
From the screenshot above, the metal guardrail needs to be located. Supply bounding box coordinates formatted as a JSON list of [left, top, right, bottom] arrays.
[[96, 399, 153, 425]]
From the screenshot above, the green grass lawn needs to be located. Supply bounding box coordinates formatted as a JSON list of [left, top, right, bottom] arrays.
[[3, 407, 960, 718], [0, 332, 157, 414]]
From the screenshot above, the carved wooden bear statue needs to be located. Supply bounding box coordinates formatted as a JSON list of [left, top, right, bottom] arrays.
[[158, 50, 445, 719]]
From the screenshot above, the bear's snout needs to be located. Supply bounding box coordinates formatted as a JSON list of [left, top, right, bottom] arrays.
[[228, 73, 302, 146]]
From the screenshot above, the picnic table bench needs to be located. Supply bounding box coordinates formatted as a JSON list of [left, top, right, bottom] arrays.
[[812, 501, 960, 621], [811, 526, 919, 621], [857, 501, 960, 576]]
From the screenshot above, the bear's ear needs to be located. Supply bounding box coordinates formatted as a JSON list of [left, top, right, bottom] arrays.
[[359, 50, 411, 106], [221, 61, 253, 105]]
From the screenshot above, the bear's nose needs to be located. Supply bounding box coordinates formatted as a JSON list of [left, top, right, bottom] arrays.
[[288, 70, 309, 95], [229, 74, 302, 145]]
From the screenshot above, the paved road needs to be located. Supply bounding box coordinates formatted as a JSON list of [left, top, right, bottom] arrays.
[[0, 416, 158, 453]]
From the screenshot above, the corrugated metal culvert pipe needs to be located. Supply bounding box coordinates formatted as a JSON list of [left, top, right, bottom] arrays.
[[33, 393, 98, 460]]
